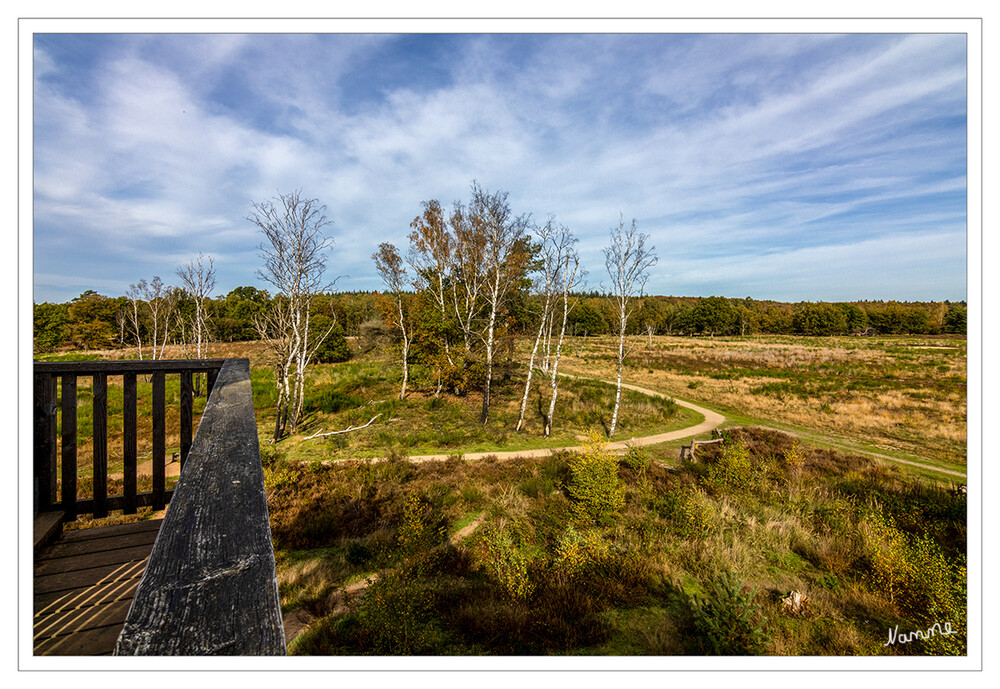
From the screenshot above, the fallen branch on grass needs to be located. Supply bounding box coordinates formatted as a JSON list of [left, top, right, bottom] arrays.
[[302, 414, 382, 440]]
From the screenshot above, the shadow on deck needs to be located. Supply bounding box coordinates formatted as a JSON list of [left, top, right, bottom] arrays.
[[34, 520, 161, 655]]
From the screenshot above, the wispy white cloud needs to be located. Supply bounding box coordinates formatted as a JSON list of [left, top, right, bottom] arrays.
[[31, 32, 967, 304]]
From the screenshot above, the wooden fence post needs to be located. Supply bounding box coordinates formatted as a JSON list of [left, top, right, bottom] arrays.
[[33, 373, 57, 514], [92, 373, 108, 518], [123, 372, 138, 515], [152, 371, 166, 511], [61, 375, 78, 521]]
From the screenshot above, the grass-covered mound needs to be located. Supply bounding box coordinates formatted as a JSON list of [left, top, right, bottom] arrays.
[[256, 358, 699, 461]]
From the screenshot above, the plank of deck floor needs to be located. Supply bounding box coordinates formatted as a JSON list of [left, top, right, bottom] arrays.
[[34, 610, 133, 656], [34, 565, 143, 614], [35, 596, 135, 643], [34, 542, 159, 577], [57, 519, 162, 543], [34, 521, 158, 656], [34, 556, 148, 596], [36, 528, 159, 561], [34, 512, 64, 554]]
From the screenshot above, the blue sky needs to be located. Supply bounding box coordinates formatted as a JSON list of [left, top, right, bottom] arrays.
[[31, 31, 969, 304]]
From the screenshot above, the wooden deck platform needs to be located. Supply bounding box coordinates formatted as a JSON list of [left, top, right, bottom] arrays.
[[33, 519, 162, 655]]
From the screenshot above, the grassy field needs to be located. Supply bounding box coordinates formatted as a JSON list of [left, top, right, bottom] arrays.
[[255, 357, 700, 463], [258, 333, 966, 656], [555, 334, 967, 473]]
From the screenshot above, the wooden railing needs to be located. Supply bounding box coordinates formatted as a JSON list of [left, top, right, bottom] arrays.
[[33, 357, 285, 655], [33, 359, 226, 520], [114, 358, 285, 655]]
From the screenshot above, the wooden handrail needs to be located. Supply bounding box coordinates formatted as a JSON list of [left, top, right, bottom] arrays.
[[33, 358, 229, 374], [33, 358, 225, 519], [114, 358, 285, 655]]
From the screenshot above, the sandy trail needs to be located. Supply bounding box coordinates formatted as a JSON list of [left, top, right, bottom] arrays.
[[319, 374, 725, 465]]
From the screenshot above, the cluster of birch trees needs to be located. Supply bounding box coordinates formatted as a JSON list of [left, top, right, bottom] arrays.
[[123, 253, 217, 363], [373, 182, 657, 438]]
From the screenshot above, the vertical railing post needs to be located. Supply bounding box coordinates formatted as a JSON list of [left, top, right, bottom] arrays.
[[33, 372, 57, 514], [92, 373, 108, 518], [60, 375, 78, 521], [206, 367, 219, 400], [152, 371, 166, 511], [180, 370, 193, 469], [123, 372, 138, 515]]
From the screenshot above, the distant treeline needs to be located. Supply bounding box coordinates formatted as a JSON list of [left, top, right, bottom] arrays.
[[32, 288, 967, 353]]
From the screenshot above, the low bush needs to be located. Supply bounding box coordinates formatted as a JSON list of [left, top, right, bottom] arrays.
[[470, 524, 536, 601], [566, 432, 625, 526], [689, 572, 771, 655], [702, 439, 764, 495], [355, 565, 442, 654], [860, 510, 966, 654], [620, 444, 651, 473]]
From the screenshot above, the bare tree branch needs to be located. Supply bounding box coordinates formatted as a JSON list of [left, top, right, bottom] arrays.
[[302, 414, 382, 440], [177, 253, 217, 361]]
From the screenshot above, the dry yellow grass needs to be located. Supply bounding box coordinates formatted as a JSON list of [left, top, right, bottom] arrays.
[[559, 334, 966, 467]]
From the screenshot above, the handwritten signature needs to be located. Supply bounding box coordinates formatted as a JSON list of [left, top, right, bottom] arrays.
[[884, 621, 958, 646]]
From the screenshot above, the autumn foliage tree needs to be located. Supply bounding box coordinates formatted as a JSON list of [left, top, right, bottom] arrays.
[[469, 182, 532, 425], [373, 242, 412, 399]]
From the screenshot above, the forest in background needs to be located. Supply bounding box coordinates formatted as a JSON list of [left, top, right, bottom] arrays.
[[33, 288, 968, 355]]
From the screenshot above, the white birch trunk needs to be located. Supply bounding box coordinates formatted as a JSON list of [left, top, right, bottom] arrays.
[[516, 300, 550, 432], [609, 304, 627, 437], [397, 294, 409, 399], [481, 306, 497, 425], [545, 292, 572, 437]]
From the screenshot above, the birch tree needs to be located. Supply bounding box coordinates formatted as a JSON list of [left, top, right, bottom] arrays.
[[177, 253, 216, 360], [448, 199, 488, 354], [136, 276, 177, 360], [515, 219, 562, 432], [470, 182, 531, 425], [604, 214, 657, 437], [373, 242, 412, 399], [125, 280, 146, 359], [408, 199, 455, 395], [544, 227, 582, 437], [250, 191, 336, 442]]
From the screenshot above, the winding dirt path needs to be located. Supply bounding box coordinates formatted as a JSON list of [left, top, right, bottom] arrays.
[[320, 378, 725, 464]]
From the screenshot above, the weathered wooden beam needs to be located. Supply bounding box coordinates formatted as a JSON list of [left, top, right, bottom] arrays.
[[34, 359, 229, 375], [115, 358, 285, 656]]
